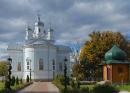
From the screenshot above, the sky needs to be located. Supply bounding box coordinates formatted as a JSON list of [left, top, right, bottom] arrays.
[[0, 0, 130, 47]]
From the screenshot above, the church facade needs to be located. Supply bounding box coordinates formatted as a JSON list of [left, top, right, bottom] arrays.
[[7, 15, 71, 81]]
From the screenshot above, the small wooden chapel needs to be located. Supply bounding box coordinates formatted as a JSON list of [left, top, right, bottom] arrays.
[[102, 45, 130, 83]]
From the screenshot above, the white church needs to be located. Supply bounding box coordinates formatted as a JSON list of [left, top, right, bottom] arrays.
[[7, 15, 71, 81]]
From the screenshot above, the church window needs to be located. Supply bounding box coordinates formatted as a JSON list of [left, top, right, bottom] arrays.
[[17, 62, 21, 71], [52, 59, 55, 65], [27, 61, 29, 65], [52, 59, 55, 70], [26, 58, 31, 70], [39, 28, 41, 32], [39, 58, 43, 70], [27, 66, 29, 70], [59, 63, 62, 71]]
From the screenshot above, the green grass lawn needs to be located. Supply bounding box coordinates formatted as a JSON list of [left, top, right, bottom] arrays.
[[0, 82, 25, 90], [0, 81, 31, 92], [0, 82, 4, 90], [80, 84, 94, 90], [115, 85, 130, 91]]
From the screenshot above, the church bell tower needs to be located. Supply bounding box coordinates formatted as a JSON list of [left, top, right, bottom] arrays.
[[25, 25, 33, 40], [47, 24, 54, 41], [33, 14, 45, 38]]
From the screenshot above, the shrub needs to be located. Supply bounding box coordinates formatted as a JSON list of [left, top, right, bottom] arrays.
[[61, 88, 89, 93], [53, 75, 71, 92], [80, 87, 90, 93], [62, 88, 80, 93], [92, 85, 118, 93], [52, 75, 65, 91], [53, 75, 85, 93], [16, 76, 19, 85], [4, 80, 10, 89], [26, 75, 29, 83], [70, 79, 80, 89], [70, 79, 75, 88], [11, 76, 15, 86]]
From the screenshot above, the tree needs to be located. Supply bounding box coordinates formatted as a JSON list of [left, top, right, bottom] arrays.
[[5, 57, 12, 90], [11, 76, 15, 86], [80, 31, 128, 64], [79, 31, 128, 79], [26, 75, 29, 83], [64, 61, 68, 92], [16, 76, 19, 85], [0, 61, 8, 76], [72, 64, 85, 80]]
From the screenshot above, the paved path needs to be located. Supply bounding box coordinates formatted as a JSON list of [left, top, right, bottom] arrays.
[[17, 82, 60, 93]]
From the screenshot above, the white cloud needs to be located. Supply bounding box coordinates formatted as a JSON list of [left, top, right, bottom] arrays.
[[4, 0, 42, 11], [8, 18, 26, 28], [0, 32, 18, 40], [70, 1, 115, 15], [0, 18, 26, 30], [0, 42, 7, 49], [0, 0, 130, 44]]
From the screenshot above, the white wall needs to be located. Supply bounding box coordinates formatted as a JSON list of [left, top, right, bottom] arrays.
[[23, 47, 34, 79], [8, 49, 23, 79], [8, 43, 71, 80], [23, 44, 57, 80]]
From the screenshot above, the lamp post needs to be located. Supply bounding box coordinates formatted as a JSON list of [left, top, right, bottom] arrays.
[[52, 59, 55, 79], [64, 57, 68, 92], [5, 57, 12, 90], [29, 59, 32, 81]]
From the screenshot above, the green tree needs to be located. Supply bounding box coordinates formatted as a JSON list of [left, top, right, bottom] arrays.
[[80, 31, 128, 63], [26, 75, 29, 83], [16, 76, 19, 85], [79, 31, 128, 79], [11, 76, 15, 86], [63, 62, 68, 92], [72, 64, 85, 80]]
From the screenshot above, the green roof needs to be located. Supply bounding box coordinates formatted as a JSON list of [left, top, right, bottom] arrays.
[[105, 45, 127, 61], [103, 60, 130, 64]]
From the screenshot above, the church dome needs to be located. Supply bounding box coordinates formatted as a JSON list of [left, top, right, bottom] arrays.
[[105, 45, 127, 61], [35, 21, 44, 26], [35, 14, 44, 26]]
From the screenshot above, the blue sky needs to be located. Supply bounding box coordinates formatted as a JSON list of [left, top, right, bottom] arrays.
[[0, 0, 130, 46]]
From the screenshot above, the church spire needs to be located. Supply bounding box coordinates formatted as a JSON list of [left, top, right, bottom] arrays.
[[47, 23, 54, 41], [34, 12, 45, 38], [37, 11, 40, 22], [25, 24, 33, 40], [49, 23, 54, 32], [26, 24, 32, 31]]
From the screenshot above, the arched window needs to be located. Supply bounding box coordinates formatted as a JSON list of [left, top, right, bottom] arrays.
[[39, 58, 43, 70], [59, 63, 62, 71], [52, 59, 55, 70], [17, 62, 21, 71], [26, 58, 31, 70]]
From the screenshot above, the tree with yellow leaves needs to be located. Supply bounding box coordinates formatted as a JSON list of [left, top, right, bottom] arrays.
[[79, 31, 128, 80], [80, 31, 128, 64]]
